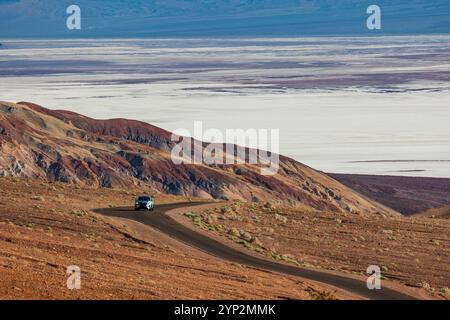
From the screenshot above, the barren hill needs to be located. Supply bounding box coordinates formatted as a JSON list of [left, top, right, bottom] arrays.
[[0, 101, 393, 214], [330, 173, 450, 215]]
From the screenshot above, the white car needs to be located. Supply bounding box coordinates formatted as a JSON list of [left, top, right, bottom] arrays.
[[134, 196, 154, 211]]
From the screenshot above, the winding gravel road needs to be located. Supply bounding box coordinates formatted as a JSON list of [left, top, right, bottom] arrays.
[[94, 202, 415, 300]]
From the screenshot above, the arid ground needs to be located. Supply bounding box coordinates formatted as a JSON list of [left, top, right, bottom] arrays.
[[0, 101, 448, 300], [0, 177, 360, 300], [177, 200, 450, 299], [1, 177, 448, 299], [330, 174, 450, 216]]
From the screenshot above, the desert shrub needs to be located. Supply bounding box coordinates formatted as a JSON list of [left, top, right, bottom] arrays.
[[308, 289, 337, 300]]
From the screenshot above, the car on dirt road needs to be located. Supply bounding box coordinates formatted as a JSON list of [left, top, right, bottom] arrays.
[[134, 196, 154, 211]]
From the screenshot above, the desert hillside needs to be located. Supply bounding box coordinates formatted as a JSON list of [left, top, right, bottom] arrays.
[[0, 102, 447, 300], [0, 101, 392, 215], [178, 200, 450, 299], [330, 173, 450, 215], [0, 177, 348, 299]]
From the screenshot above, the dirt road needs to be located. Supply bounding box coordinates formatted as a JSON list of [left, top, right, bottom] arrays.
[[95, 203, 415, 300]]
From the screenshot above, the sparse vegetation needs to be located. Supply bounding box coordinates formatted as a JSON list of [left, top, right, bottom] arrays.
[[442, 287, 450, 297], [183, 201, 450, 297], [69, 210, 88, 217], [307, 288, 337, 300], [1, 177, 339, 299]]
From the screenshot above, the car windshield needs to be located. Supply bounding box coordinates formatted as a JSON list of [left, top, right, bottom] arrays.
[[137, 196, 151, 201]]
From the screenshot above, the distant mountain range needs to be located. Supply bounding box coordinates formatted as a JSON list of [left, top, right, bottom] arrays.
[[0, 0, 449, 38], [0, 101, 394, 215]]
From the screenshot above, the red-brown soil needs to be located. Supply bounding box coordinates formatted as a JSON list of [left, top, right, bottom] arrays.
[[180, 201, 450, 299], [0, 177, 356, 300], [329, 173, 450, 215], [1, 101, 448, 300]]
